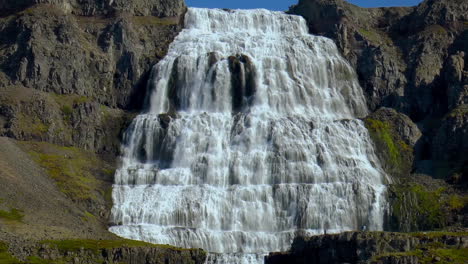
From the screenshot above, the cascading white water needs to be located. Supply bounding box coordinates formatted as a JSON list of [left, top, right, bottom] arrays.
[[110, 8, 387, 264]]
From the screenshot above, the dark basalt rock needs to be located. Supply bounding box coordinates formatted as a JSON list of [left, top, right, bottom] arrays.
[[228, 54, 257, 112], [266, 232, 468, 264], [289, 0, 467, 120]]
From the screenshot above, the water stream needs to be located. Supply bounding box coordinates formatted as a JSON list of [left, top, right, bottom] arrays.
[[110, 8, 387, 264]]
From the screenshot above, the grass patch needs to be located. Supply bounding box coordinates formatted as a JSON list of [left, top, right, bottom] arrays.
[[19, 141, 113, 202], [16, 113, 49, 137], [374, 246, 468, 264], [390, 183, 468, 231], [366, 119, 399, 165], [0, 208, 24, 222], [82, 211, 95, 222], [42, 239, 190, 253], [410, 231, 468, 238], [52, 94, 90, 123], [0, 242, 22, 264], [132, 16, 178, 26], [357, 28, 393, 46], [373, 231, 468, 263], [364, 118, 412, 177]]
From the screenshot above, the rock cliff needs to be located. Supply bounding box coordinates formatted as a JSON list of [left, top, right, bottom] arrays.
[[266, 231, 468, 264], [290, 0, 467, 231], [0, 0, 185, 157], [0, 0, 197, 263]]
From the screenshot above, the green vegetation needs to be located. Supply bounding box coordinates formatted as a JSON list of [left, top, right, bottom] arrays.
[[132, 16, 178, 26], [42, 239, 189, 253], [0, 243, 21, 264], [446, 104, 468, 118], [20, 141, 113, 202], [425, 25, 448, 35], [16, 113, 49, 137], [52, 94, 90, 124], [390, 183, 468, 231], [410, 231, 468, 238], [373, 244, 468, 264], [366, 119, 399, 164], [364, 118, 412, 177], [60, 105, 73, 123], [0, 239, 194, 264], [0, 208, 23, 222], [357, 28, 393, 46]]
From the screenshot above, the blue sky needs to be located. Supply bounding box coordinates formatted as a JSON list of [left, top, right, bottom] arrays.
[[185, 0, 424, 11]]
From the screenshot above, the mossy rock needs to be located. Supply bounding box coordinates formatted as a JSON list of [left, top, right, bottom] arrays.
[[0, 208, 24, 222], [388, 182, 468, 232], [364, 118, 413, 177]]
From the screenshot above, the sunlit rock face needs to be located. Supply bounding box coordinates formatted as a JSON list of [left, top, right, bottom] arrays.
[[110, 8, 387, 264]]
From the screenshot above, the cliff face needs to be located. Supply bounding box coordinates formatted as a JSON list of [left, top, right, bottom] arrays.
[[1, 239, 206, 264], [290, 0, 468, 231], [0, 0, 185, 157], [0, 0, 186, 17], [266, 232, 468, 264], [0, 0, 194, 262]]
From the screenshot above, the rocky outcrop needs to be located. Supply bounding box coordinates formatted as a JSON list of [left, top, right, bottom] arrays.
[[0, 0, 186, 156], [290, 0, 468, 230], [289, 0, 467, 119], [0, 1, 188, 261], [0, 0, 186, 17], [266, 232, 468, 264], [432, 105, 468, 185], [1, 239, 206, 264], [364, 108, 421, 178]]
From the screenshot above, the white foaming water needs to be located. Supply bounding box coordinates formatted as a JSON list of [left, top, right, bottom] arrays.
[[110, 8, 387, 264]]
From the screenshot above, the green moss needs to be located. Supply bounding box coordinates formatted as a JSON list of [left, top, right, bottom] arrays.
[[132, 16, 178, 26], [425, 25, 448, 35], [20, 141, 112, 202], [82, 211, 95, 222], [60, 105, 73, 123], [390, 183, 467, 231], [447, 195, 467, 210], [357, 28, 393, 46], [52, 94, 91, 123], [0, 242, 22, 264], [42, 239, 190, 253], [365, 118, 410, 175], [410, 231, 468, 238], [0, 208, 24, 222], [374, 246, 468, 264], [16, 113, 49, 137], [446, 104, 468, 118], [428, 248, 468, 263]]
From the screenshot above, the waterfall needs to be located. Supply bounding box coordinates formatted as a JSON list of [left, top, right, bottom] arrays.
[[110, 8, 387, 264]]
